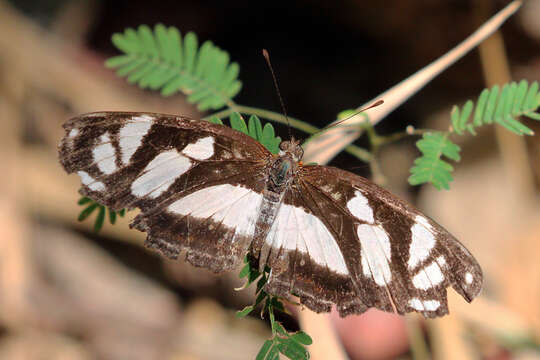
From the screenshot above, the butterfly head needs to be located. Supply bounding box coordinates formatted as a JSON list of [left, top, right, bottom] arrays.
[[278, 137, 303, 162]]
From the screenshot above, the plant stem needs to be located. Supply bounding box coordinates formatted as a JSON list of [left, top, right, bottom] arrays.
[[359, 120, 436, 185], [268, 301, 276, 334], [205, 104, 373, 163], [378, 127, 434, 144], [216, 105, 320, 134]]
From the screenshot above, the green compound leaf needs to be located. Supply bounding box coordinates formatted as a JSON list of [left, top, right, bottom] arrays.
[[236, 253, 311, 360], [451, 80, 540, 136], [106, 24, 242, 110], [77, 197, 126, 232], [408, 133, 461, 190], [234, 270, 311, 360], [416, 80, 540, 190]]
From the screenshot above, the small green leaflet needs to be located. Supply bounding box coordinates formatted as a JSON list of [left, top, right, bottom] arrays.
[[408, 133, 461, 190], [209, 113, 281, 154], [77, 197, 125, 232]]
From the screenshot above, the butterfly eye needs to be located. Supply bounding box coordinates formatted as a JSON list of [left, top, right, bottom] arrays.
[[279, 141, 289, 151]]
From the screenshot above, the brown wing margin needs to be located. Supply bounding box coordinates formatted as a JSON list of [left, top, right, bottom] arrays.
[[59, 111, 273, 272]]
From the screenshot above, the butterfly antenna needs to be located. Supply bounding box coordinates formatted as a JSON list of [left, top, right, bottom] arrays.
[[316, 99, 384, 134], [262, 49, 292, 140]]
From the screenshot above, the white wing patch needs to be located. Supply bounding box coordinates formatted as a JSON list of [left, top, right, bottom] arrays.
[[347, 190, 374, 223], [357, 224, 392, 286], [131, 150, 191, 198], [93, 132, 117, 175], [412, 261, 444, 290], [465, 272, 473, 284], [408, 298, 440, 311], [265, 204, 292, 252], [436, 255, 446, 267], [408, 215, 436, 269], [77, 171, 105, 191], [69, 128, 79, 138], [168, 184, 263, 237], [264, 203, 349, 275], [182, 136, 215, 160], [119, 115, 153, 165]]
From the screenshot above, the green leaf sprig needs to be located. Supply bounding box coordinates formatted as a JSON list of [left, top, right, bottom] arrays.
[[236, 256, 312, 360], [77, 197, 125, 232], [409, 81, 540, 189], [106, 24, 242, 110]]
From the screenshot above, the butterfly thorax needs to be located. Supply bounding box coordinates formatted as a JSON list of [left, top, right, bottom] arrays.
[[278, 138, 303, 161], [252, 139, 303, 270]]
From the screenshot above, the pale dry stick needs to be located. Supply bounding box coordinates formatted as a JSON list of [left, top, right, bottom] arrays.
[[302, 0, 523, 164], [452, 293, 531, 342], [429, 310, 477, 360]]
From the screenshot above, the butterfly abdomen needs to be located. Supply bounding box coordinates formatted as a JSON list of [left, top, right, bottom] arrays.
[[252, 155, 299, 272]]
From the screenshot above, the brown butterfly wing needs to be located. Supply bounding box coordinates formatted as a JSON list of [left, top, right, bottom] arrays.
[[59, 112, 272, 271], [261, 164, 482, 318]]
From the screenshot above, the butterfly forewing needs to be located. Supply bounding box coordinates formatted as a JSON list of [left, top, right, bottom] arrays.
[[59, 112, 271, 270]]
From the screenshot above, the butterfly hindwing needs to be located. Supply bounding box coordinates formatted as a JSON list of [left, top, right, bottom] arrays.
[[261, 165, 482, 318], [59, 112, 271, 270], [260, 183, 368, 314]]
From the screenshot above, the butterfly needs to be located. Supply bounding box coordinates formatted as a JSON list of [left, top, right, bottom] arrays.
[[59, 111, 482, 318]]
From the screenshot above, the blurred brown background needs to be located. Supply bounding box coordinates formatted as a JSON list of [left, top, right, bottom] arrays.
[[0, 0, 539, 359]]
